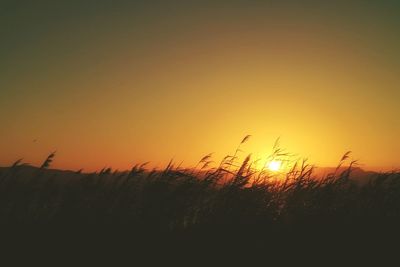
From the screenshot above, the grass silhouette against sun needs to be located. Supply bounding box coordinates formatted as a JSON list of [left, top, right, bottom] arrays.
[[1, 134, 400, 261], [1, 136, 399, 233]]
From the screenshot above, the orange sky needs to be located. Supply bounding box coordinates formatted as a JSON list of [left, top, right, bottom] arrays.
[[1, 1, 399, 171]]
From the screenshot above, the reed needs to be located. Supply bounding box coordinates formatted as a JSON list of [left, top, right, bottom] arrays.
[[0, 136, 399, 240]]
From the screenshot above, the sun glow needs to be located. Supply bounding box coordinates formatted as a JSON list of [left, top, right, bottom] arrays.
[[267, 160, 282, 172]]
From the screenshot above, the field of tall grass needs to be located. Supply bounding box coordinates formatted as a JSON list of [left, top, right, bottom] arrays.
[[1, 138, 400, 262], [1, 137, 399, 235]]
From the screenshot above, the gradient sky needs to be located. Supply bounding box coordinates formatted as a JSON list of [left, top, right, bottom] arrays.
[[1, 0, 399, 171]]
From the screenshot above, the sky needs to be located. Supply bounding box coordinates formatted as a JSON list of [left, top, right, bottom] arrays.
[[1, 0, 399, 171]]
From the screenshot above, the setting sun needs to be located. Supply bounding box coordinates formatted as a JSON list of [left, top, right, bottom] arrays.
[[267, 160, 282, 172]]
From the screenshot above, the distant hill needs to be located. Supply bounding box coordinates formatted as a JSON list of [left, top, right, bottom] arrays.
[[312, 166, 379, 184], [0, 165, 84, 183], [0, 164, 384, 185]]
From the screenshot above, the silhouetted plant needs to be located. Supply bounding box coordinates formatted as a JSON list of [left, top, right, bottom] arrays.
[[0, 137, 399, 239]]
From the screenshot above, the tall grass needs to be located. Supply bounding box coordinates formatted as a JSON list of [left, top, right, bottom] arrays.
[[0, 137, 399, 238]]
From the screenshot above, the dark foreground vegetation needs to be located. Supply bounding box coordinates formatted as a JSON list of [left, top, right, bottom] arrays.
[[0, 150, 399, 262]]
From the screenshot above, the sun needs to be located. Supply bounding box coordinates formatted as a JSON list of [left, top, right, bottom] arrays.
[[267, 160, 282, 172]]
